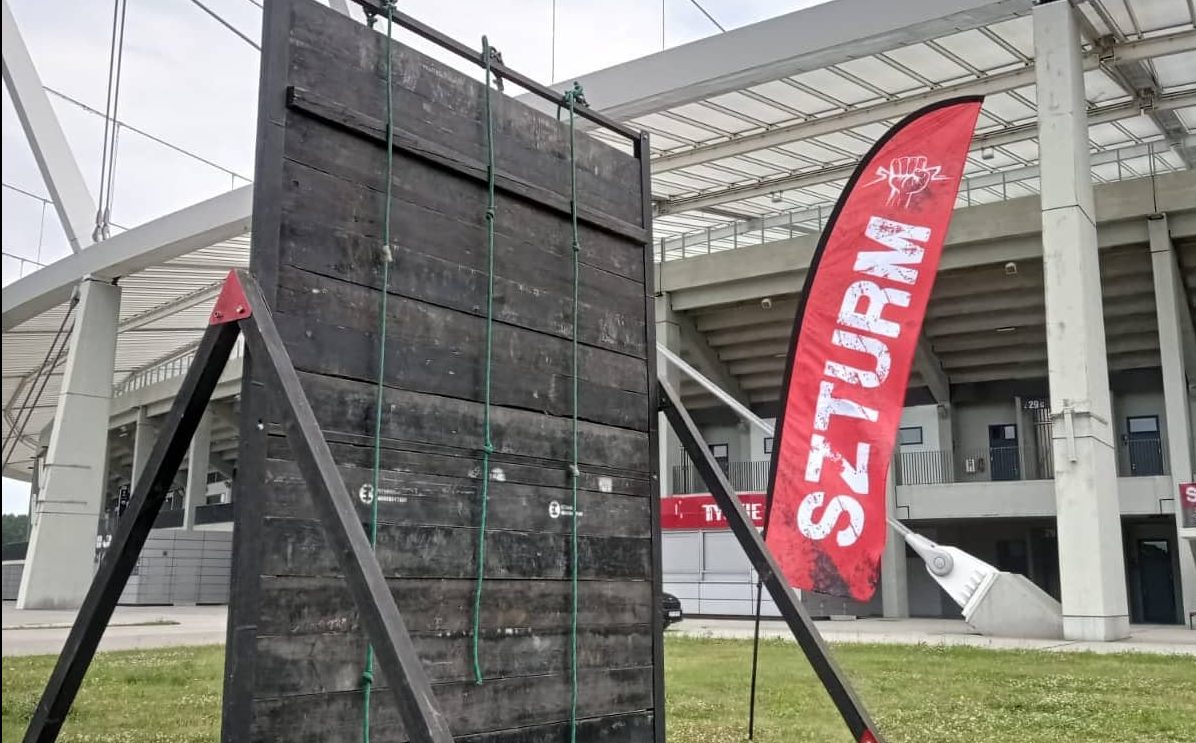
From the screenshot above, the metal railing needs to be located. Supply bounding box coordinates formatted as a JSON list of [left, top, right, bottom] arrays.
[[668, 439, 1169, 494], [893, 437, 1169, 485], [655, 160, 1171, 262], [671, 459, 770, 495], [113, 335, 244, 397]]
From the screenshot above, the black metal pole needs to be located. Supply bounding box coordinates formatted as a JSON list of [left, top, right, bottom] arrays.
[[658, 379, 883, 743], [22, 320, 241, 743], [235, 271, 453, 743]]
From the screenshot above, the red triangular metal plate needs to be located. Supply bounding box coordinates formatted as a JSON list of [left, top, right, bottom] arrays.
[[209, 270, 252, 325]]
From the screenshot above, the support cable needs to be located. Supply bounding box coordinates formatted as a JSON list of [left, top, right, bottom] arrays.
[[47, 88, 252, 185], [94, 0, 128, 242], [360, 4, 396, 742], [186, 0, 262, 51], [2, 293, 78, 470], [469, 35, 500, 686], [687, 0, 726, 32]]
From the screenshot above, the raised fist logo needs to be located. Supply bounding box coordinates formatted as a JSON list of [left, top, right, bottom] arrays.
[[867, 155, 947, 208]]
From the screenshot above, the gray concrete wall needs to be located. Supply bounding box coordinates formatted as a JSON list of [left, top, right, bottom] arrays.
[[117, 529, 232, 605], [953, 400, 1017, 482], [897, 476, 1173, 521], [2, 561, 24, 601]]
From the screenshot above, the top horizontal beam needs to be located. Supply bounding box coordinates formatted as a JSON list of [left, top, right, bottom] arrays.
[[522, 0, 1033, 123], [2, 185, 251, 332], [348, 0, 640, 141]]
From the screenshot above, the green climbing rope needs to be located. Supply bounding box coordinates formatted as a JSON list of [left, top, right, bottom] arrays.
[[562, 80, 586, 743], [470, 35, 499, 686], [361, 3, 397, 742]]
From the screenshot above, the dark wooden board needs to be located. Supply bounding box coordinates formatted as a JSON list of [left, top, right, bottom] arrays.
[[276, 152, 647, 358], [272, 269, 648, 431], [254, 576, 654, 636], [259, 517, 651, 580], [272, 372, 651, 473], [228, 1, 659, 740], [252, 669, 654, 743], [286, 0, 643, 227], [255, 624, 652, 692], [264, 437, 652, 499], [280, 116, 643, 283], [265, 459, 651, 537]]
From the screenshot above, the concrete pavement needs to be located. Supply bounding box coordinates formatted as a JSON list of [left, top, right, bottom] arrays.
[[2, 601, 227, 656], [676, 616, 1196, 655], [5, 602, 1193, 657]]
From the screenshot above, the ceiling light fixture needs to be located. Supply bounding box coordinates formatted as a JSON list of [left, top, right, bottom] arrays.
[[995, 326, 1017, 333]]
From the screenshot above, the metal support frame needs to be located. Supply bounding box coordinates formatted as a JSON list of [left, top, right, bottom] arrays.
[[22, 270, 452, 743], [658, 379, 882, 743], [1, 0, 96, 253]]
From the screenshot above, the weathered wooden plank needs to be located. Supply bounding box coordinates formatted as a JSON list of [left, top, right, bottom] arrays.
[[255, 625, 652, 693], [273, 270, 648, 431], [288, 87, 646, 245], [254, 576, 654, 637], [280, 115, 643, 285], [264, 459, 651, 538], [260, 517, 652, 581], [251, 667, 653, 743], [277, 152, 647, 359], [279, 372, 652, 473], [455, 713, 654, 743], [264, 437, 651, 499], [287, 1, 643, 227]]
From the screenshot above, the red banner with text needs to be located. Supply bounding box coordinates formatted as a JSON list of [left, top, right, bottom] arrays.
[[765, 97, 983, 601], [661, 493, 767, 530]]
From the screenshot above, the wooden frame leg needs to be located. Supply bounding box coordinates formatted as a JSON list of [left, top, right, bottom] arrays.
[[23, 321, 241, 743], [235, 270, 453, 743], [658, 378, 883, 743], [24, 269, 453, 743]]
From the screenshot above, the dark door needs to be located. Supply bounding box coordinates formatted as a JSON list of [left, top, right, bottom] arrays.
[[1137, 539, 1176, 624], [1030, 527, 1060, 600], [988, 424, 1020, 481], [1126, 416, 1165, 476]]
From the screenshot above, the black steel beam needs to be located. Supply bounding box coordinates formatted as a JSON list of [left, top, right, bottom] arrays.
[[657, 378, 883, 743], [347, 0, 640, 142], [235, 270, 454, 743], [22, 320, 241, 743]]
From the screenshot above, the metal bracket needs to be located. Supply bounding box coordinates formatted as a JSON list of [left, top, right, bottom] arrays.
[[22, 269, 452, 743]]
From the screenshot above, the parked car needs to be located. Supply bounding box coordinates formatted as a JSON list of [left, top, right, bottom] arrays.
[[662, 592, 683, 627]]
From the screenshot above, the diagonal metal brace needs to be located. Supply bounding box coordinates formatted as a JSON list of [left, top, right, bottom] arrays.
[[658, 378, 883, 743], [23, 269, 452, 743]]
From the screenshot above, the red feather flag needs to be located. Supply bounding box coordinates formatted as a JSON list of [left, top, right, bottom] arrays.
[[765, 97, 983, 602]]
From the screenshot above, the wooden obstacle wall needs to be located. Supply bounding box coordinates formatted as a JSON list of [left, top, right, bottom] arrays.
[[224, 1, 661, 741]]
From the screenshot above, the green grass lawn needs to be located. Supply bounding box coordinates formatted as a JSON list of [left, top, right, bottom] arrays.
[[3, 637, 1194, 742]]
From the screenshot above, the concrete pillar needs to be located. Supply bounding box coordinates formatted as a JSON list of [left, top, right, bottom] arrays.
[[131, 406, 157, 485], [1148, 214, 1196, 622], [1034, 0, 1129, 640], [182, 412, 212, 529], [657, 294, 683, 499], [882, 466, 909, 617], [17, 278, 121, 610]]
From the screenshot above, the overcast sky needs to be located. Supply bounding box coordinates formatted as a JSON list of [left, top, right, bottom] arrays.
[[1, 0, 826, 514]]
